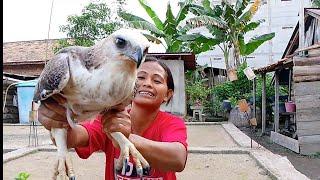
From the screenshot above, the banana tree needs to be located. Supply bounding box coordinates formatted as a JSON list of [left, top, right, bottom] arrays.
[[184, 0, 275, 78], [119, 0, 215, 53]]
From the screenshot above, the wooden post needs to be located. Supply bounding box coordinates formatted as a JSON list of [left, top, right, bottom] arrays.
[[299, 1, 304, 51], [274, 71, 280, 132], [261, 73, 266, 135], [253, 77, 256, 118], [288, 69, 292, 101]]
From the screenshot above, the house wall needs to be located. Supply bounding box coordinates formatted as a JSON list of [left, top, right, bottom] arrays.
[[160, 60, 186, 117], [293, 55, 320, 155], [4, 64, 45, 76]]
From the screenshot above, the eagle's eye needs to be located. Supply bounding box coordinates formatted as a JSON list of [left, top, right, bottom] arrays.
[[115, 37, 126, 49]]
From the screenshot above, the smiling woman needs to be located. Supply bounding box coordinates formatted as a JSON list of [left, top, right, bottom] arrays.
[[135, 57, 175, 107], [38, 56, 188, 180]]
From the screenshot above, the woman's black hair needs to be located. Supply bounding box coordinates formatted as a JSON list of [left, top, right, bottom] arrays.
[[144, 56, 174, 105]]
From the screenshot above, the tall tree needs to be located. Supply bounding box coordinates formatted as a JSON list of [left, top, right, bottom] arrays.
[[55, 0, 126, 52], [184, 0, 275, 72]]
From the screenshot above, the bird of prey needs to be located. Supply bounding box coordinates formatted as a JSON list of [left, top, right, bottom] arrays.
[[33, 28, 150, 180]]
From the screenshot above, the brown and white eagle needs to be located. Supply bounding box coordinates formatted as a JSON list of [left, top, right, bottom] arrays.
[[33, 28, 150, 180]]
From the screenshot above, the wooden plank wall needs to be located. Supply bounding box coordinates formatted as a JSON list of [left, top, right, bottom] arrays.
[[3, 81, 19, 123], [293, 53, 320, 155]]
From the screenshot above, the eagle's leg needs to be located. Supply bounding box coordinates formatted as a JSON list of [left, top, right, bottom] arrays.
[[51, 128, 75, 180], [50, 106, 76, 180], [51, 128, 76, 180], [110, 132, 150, 177]]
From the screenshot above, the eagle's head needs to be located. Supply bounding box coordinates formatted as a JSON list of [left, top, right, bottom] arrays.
[[94, 28, 150, 69]]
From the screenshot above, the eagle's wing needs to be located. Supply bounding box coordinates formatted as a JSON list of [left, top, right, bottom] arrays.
[[33, 51, 70, 101]]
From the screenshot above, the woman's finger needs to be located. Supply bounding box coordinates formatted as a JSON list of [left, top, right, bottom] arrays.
[[41, 99, 66, 118], [51, 94, 67, 105], [38, 114, 69, 130], [39, 104, 66, 122]]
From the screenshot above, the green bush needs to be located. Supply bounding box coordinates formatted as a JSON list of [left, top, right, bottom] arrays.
[[212, 62, 275, 109], [15, 172, 30, 180]]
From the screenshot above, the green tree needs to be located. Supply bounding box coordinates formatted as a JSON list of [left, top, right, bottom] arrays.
[[119, 0, 213, 53], [184, 0, 275, 71], [54, 0, 126, 52]]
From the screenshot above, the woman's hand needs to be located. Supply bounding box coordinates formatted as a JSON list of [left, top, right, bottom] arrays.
[[101, 108, 132, 148], [38, 95, 69, 130]]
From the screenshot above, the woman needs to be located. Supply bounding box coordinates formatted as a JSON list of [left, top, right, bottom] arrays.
[[39, 57, 188, 179]]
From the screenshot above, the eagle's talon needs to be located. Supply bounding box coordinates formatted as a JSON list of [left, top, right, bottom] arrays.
[[137, 167, 143, 178], [122, 157, 130, 175], [143, 166, 151, 176], [52, 154, 75, 180]]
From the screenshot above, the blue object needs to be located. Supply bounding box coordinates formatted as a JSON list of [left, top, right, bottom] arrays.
[[222, 100, 232, 111], [16, 80, 38, 124]]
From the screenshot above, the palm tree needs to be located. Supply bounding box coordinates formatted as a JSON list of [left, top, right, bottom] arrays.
[[184, 0, 275, 79]]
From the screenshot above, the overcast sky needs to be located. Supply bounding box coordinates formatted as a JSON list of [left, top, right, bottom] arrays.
[[3, 0, 180, 43]]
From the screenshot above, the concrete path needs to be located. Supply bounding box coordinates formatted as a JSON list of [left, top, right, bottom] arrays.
[[3, 122, 310, 180]]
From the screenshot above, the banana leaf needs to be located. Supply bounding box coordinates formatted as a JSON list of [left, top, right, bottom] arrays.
[[235, 0, 250, 16], [142, 33, 162, 44], [187, 15, 227, 29], [243, 19, 264, 33], [202, 0, 213, 13], [128, 21, 165, 37], [138, 0, 164, 30], [241, 33, 275, 55], [176, 0, 192, 24], [188, 4, 206, 16], [167, 40, 182, 52], [163, 2, 177, 36], [118, 11, 147, 22]]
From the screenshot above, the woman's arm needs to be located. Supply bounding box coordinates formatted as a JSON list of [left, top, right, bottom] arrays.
[[66, 125, 89, 148], [129, 134, 187, 172], [102, 109, 187, 172]]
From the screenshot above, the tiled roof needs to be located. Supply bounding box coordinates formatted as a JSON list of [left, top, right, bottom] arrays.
[[3, 39, 60, 63]]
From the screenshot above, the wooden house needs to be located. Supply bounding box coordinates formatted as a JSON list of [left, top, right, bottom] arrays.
[[253, 8, 320, 155], [3, 39, 57, 123]]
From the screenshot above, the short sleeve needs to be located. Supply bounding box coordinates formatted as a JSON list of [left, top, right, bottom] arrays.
[[160, 115, 188, 150], [75, 116, 107, 159]]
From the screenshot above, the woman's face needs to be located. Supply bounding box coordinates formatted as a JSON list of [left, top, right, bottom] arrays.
[[133, 61, 173, 108]]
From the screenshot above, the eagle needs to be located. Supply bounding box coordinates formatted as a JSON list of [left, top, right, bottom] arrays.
[[33, 28, 150, 180]]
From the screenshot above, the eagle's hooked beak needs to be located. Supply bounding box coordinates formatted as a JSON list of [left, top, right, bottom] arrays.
[[130, 48, 143, 68], [130, 47, 148, 68]]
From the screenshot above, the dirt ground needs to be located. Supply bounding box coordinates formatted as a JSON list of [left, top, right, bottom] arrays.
[[186, 125, 238, 147], [239, 126, 320, 180], [3, 124, 274, 179], [4, 151, 272, 180], [177, 153, 271, 180]]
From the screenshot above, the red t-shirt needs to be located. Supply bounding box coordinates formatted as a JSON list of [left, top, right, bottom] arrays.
[[75, 111, 188, 180]]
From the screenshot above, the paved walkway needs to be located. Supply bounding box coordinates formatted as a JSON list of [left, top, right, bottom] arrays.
[[3, 123, 310, 180]]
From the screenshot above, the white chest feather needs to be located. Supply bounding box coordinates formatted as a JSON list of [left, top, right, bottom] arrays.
[[62, 60, 136, 119]]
